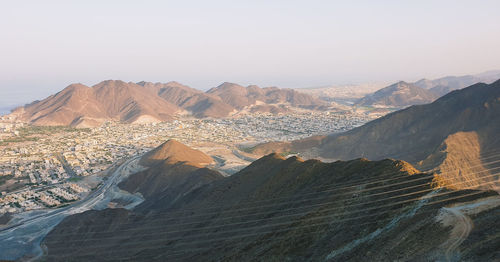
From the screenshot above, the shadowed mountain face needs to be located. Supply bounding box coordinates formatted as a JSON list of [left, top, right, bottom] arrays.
[[137, 81, 235, 118], [42, 144, 499, 261], [12, 80, 327, 127], [321, 80, 500, 161], [253, 80, 500, 190], [119, 139, 220, 202], [119, 140, 221, 206]]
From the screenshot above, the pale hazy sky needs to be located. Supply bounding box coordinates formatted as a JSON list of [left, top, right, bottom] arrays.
[[1, 0, 499, 108]]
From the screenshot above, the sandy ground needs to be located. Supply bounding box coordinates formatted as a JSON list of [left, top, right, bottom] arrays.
[[190, 141, 257, 176]]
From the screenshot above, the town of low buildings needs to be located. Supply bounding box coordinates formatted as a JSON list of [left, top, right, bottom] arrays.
[[0, 110, 378, 215]]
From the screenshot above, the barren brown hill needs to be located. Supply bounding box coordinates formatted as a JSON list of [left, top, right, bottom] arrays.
[[207, 82, 327, 110], [120, 140, 222, 209], [356, 81, 439, 108], [207, 82, 263, 109], [253, 80, 500, 190], [13, 80, 329, 125], [262, 86, 328, 108], [137, 81, 203, 105], [139, 139, 214, 167], [16, 80, 180, 127], [92, 80, 179, 123], [181, 95, 235, 118], [119, 162, 223, 208], [43, 152, 499, 261], [137, 81, 235, 117]]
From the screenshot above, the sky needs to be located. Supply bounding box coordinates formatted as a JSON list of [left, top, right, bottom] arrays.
[[1, 0, 499, 109]]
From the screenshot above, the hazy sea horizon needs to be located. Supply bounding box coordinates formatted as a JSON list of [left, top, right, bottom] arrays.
[[0, 105, 17, 116]]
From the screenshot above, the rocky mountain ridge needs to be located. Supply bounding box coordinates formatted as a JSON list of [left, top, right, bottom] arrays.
[[11, 80, 329, 127]]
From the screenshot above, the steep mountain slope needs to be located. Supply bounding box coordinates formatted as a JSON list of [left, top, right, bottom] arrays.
[[356, 81, 439, 108], [120, 140, 220, 203], [14, 80, 180, 127], [207, 82, 259, 109], [15, 83, 104, 127], [137, 81, 235, 118], [139, 139, 214, 167], [42, 150, 499, 261], [91, 80, 179, 123], [253, 80, 500, 190], [137, 81, 202, 105]]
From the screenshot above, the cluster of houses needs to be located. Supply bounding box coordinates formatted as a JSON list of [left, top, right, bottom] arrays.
[[0, 183, 89, 213]]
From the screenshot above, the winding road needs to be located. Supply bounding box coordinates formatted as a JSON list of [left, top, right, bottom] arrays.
[[442, 207, 473, 262], [0, 154, 144, 261]]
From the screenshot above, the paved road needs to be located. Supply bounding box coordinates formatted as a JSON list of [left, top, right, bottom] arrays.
[[0, 155, 143, 261], [232, 149, 258, 162], [56, 153, 76, 177]]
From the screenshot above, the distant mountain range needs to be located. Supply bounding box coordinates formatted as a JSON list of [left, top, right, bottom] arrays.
[[253, 79, 500, 190], [11, 80, 328, 127], [294, 83, 387, 105], [42, 140, 499, 261], [414, 70, 500, 95], [352, 70, 500, 108], [12, 81, 180, 127], [356, 81, 439, 108], [207, 82, 327, 110], [11, 71, 500, 126]]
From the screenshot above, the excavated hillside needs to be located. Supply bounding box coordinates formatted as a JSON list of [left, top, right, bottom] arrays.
[[43, 146, 498, 261]]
